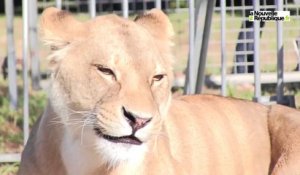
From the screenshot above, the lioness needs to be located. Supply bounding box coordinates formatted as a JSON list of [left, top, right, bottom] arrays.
[[18, 8, 300, 175]]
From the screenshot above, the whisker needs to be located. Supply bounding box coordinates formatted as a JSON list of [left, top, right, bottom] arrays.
[[80, 117, 91, 145]]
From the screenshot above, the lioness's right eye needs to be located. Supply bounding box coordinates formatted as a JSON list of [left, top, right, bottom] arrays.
[[153, 74, 164, 82], [94, 64, 116, 79]]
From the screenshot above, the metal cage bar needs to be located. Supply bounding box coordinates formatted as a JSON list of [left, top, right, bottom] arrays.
[[5, 0, 18, 110], [254, 0, 262, 101], [122, 0, 129, 18], [89, 0, 96, 18], [22, 0, 30, 146], [276, 0, 284, 102], [221, 0, 227, 96], [184, 0, 195, 94]]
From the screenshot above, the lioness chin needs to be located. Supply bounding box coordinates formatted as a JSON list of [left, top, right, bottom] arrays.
[[18, 7, 300, 175]]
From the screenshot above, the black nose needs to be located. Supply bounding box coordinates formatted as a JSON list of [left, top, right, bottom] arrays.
[[122, 107, 152, 132]]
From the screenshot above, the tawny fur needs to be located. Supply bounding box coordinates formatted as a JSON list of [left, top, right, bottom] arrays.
[[18, 7, 300, 175]]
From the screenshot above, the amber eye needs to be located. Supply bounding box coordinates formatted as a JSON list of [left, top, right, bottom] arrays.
[[95, 65, 116, 78], [153, 74, 165, 82]]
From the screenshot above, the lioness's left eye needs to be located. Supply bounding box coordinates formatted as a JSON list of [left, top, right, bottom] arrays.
[[153, 74, 165, 82]]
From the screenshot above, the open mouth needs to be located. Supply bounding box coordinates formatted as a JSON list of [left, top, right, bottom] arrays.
[[94, 127, 142, 145]]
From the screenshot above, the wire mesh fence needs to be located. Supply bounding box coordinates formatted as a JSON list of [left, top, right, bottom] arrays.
[[207, 1, 300, 75]]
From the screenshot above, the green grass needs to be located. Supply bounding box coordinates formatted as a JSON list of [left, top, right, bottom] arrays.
[[0, 163, 19, 175], [227, 85, 254, 100], [0, 78, 46, 174], [0, 78, 46, 154]]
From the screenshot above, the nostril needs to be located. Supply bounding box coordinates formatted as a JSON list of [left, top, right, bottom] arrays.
[[131, 117, 152, 131], [122, 107, 152, 131], [122, 107, 136, 123], [135, 117, 152, 127]]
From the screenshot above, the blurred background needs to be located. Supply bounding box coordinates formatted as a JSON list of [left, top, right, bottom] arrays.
[[0, 0, 299, 174]]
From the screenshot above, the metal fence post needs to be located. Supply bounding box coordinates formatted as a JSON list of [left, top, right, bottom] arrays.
[[5, 0, 18, 110], [143, 0, 147, 11], [186, 0, 206, 95], [176, 0, 180, 10], [221, 0, 227, 96], [89, 0, 96, 18], [155, 0, 161, 9], [276, 0, 284, 103], [29, 0, 41, 90], [184, 0, 195, 94], [22, 0, 30, 145], [195, 0, 215, 93], [165, 0, 169, 10], [56, 0, 62, 9], [254, 0, 261, 101], [122, 0, 129, 18]]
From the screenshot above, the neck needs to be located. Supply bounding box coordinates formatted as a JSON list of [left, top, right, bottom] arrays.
[[32, 102, 67, 175]]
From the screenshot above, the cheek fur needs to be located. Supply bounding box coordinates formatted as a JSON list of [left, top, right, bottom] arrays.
[[152, 83, 171, 111]]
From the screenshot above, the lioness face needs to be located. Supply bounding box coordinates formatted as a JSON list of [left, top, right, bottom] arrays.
[[41, 8, 174, 163]]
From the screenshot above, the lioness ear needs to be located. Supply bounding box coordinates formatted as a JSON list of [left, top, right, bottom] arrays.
[[135, 9, 174, 81], [40, 7, 85, 51], [134, 9, 174, 43]]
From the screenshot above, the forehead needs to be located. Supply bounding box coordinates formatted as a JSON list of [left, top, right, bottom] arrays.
[[83, 15, 164, 69]]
